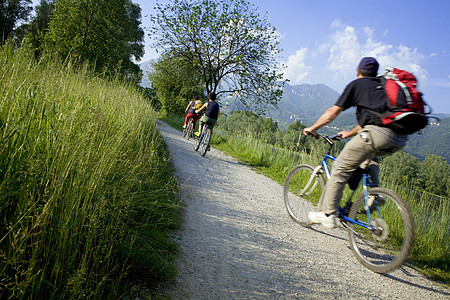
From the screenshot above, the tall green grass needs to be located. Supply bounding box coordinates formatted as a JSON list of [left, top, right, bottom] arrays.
[[0, 45, 181, 298], [163, 115, 448, 285]]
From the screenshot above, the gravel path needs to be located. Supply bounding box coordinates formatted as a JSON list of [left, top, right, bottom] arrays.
[[157, 121, 448, 299]]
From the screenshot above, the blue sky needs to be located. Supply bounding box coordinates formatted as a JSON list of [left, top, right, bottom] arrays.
[[31, 0, 450, 114]]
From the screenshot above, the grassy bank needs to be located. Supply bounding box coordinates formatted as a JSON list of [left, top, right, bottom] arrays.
[[0, 45, 181, 298], [163, 114, 449, 286]]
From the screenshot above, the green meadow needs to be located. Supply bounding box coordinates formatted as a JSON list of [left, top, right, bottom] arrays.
[[0, 45, 181, 298]]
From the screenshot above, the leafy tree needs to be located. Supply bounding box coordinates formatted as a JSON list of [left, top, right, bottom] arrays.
[[151, 0, 285, 107], [381, 151, 420, 187], [260, 117, 278, 144], [417, 154, 450, 196], [0, 0, 32, 45], [218, 110, 280, 144], [139, 86, 160, 110], [20, 0, 55, 57], [148, 50, 205, 115], [282, 121, 308, 152], [44, 0, 144, 83]]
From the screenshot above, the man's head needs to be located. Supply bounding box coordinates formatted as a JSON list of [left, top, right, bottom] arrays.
[[358, 57, 379, 77], [194, 96, 199, 100], [208, 92, 216, 101]]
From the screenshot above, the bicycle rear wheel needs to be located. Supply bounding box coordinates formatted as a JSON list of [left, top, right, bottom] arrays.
[[283, 164, 325, 226], [185, 118, 194, 140], [347, 187, 414, 273], [200, 127, 211, 157]]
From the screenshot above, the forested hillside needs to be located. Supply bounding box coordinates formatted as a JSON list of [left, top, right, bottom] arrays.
[[222, 82, 449, 163], [404, 118, 450, 162]]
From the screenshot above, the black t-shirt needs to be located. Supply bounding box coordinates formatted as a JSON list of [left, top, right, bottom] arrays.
[[205, 100, 219, 120], [335, 77, 388, 126]]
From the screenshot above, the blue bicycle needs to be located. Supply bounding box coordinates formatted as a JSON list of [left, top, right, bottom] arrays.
[[283, 134, 414, 273], [194, 123, 212, 157]]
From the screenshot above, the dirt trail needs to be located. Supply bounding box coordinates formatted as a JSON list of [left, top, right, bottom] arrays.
[[158, 121, 448, 299]]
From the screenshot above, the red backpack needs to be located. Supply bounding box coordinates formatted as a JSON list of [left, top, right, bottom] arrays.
[[376, 67, 431, 135]]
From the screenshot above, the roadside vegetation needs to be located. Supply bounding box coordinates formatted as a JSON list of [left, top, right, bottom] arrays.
[[3, 0, 447, 295], [162, 113, 449, 286], [0, 46, 181, 298]]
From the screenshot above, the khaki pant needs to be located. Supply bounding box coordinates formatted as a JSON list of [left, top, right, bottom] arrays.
[[318, 125, 408, 215]]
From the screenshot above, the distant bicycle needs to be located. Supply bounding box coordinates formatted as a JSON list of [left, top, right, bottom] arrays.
[[283, 133, 414, 273], [194, 123, 212, 157], [183, 117, 195, 140]]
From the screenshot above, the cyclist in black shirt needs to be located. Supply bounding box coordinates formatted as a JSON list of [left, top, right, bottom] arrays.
[[195, 92, 220, 136], [303, 57, 407, 229]]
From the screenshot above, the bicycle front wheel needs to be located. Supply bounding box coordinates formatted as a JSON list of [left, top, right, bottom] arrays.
[[283, 164, 325, 226], [182, 123, 189, 138], [193, 129, 201, 151], [200, 127, 211, 157], [347, 187, 414, 273]]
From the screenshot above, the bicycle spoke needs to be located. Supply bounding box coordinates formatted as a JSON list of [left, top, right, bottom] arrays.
[[348, 188, 414, 273]]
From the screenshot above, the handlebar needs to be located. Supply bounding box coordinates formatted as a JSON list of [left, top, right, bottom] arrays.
[[304, 132, 342, 147]]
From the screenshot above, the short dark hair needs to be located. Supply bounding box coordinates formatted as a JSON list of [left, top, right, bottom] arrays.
[[208, 92, 216, 100]]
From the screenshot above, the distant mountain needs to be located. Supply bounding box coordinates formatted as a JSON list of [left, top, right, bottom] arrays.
[[262, 82, 357, 130], [267, 82, 340, 125], [403, 117, 450, 163], [250, 82, 450, 162]]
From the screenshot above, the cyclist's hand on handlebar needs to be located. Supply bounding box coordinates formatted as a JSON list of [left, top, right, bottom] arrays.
[[303, 128, 317, 137], [337, 130, 354, 139]]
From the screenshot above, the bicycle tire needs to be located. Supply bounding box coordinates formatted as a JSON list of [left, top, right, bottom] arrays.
[[185, 118, 194, 140], [283, 164, 325, 226], [200, 127, 211, 157], [194, 131, 200, 151], [347, 187, 414, 273], [182, 122, 189, 138]]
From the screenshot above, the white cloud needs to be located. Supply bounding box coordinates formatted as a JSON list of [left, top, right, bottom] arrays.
[[282, 48, 312, 84], [330, 18, 345, 28], [284, 22, 429, 90], [322, 24, 427, 82]]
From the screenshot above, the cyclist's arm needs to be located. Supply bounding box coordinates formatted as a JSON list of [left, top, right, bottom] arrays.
[[185, 101, 193, 114], [195, 102, 207, 114], [338, 125, 362, 139], [303, 105, 343, 136]]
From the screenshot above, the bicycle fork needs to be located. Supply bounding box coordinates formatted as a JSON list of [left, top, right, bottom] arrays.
[[300, 165, 323, 196]]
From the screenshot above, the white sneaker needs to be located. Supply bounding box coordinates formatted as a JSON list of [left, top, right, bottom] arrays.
[[308, 211, 337, 229], [183, 124, 186, 129]]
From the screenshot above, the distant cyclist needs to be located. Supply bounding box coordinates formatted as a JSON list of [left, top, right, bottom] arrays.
[[195, 92, 220, 137], [183, 96, 202, 130]]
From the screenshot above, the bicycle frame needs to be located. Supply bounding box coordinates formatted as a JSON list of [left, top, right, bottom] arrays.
[[201, 123, 209, 141], [318, 142, 377, 231], [285, 133, 414, 273]]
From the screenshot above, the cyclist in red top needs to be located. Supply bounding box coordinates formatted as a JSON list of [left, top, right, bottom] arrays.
[[183, 96, 202, 130]]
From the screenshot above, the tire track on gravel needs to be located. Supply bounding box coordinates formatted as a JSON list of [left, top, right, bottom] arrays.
[[157, 120, 449, 299]]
